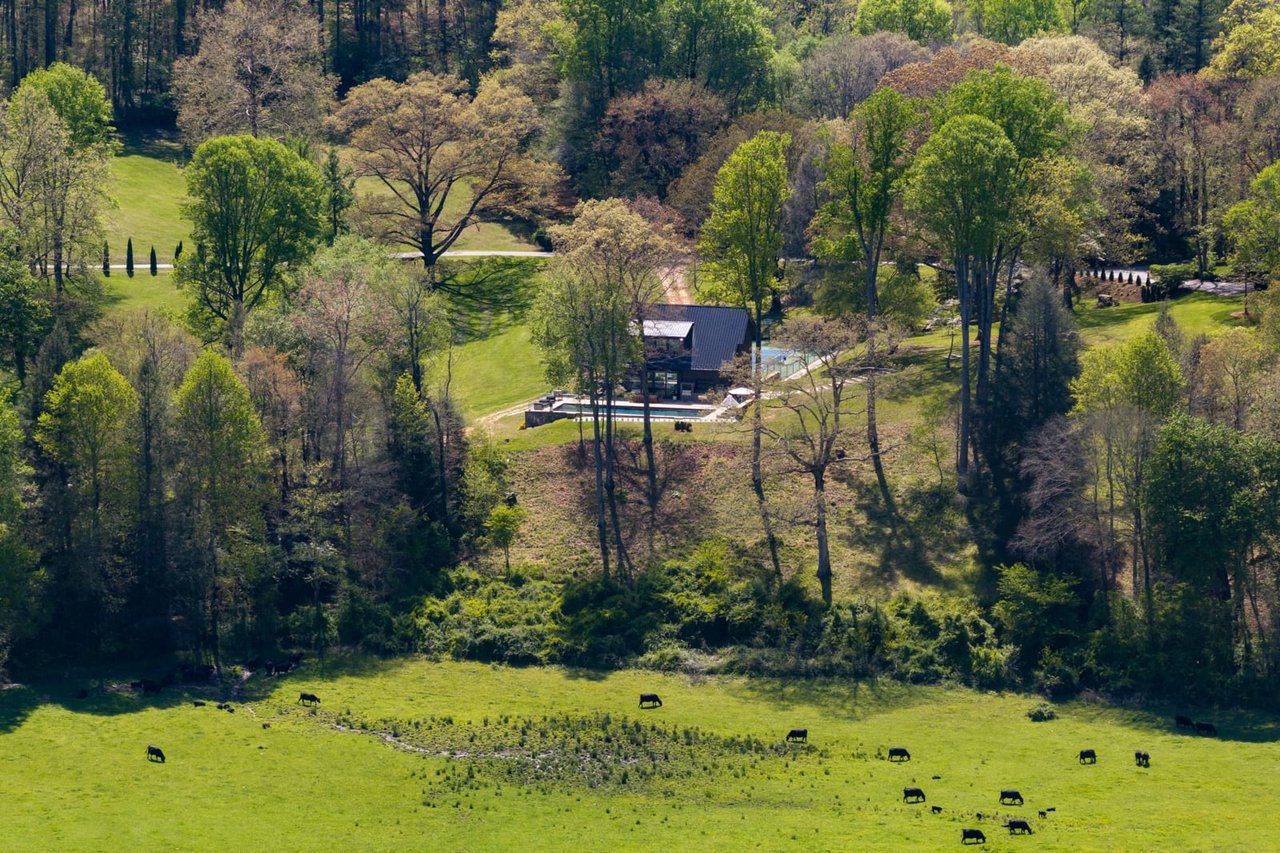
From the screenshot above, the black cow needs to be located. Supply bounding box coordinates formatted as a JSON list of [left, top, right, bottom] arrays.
[[1175, 715, 1194, 729], [1135, 750, 1150, 767], [931, 806, 943, 814], [1007, 819, 1032, 835], [888, 747, 910, 762], [639, 693, 663, 709], [1079, 748, 1097, 764], [786, 729, 808, 744], [1195, 721, 1218, 736], [146, 745, 166, 763], [298, 692, 321, 706], [192, 700, 206, 708], [999, 789, 1024, 806], [1038, 810, 1047, 819], [216, 702, 230, 710], [262, 723, 271, 729], [961, 829, 986, 845], [903, 787, 926, 803]]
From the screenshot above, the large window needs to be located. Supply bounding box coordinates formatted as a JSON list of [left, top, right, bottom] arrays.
[[648, 371, 679, 398]]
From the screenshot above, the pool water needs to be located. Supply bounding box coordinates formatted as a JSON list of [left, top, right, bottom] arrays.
[[553, 402, 714, 420]]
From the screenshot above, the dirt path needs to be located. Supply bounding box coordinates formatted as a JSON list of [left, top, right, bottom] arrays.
[[663, 262, 694, 305]]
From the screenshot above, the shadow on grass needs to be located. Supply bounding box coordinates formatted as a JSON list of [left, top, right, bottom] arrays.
[[1063, 699, 1280, 744], [0, 651, 409, 734], [722, 674, 939, 722], [117, 129, 188, 164]]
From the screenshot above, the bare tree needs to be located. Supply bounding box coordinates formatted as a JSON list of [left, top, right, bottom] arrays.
[[762, 316, 867, 605], [172, 0, 337, 144]]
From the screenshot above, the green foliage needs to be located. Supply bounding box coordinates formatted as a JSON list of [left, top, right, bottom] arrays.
[[698, 130, 791, 322], [993, 563, 1081, 688], [854, 0, 954, 43], [1148, 260, 1199, 293], [1207, 0, 1280, 79], [486, 505, 527, 569], [1026, 702, 1057, 721], [1223, 160, 1280, 283], [661, 0, 778, 110], [971, 0, 1065, 43], [13, 62, 114, 148], [178, 134, 325, 349]]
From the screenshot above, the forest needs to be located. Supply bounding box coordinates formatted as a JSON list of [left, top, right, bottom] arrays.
[[0, 0, 1278, 718]]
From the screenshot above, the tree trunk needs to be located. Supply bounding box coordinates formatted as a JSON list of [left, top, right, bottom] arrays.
[[589, 382, 610, 578], [814, 468, 832, 606], [865, 332, 893, 512], [639, 350, 658, 551], [751, 310, 782, 581], [604, 382, 629, 579], [956, 255, 972, 480]]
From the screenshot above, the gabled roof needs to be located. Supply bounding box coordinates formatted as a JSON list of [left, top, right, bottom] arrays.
[[641, 320, 694, 339], [645, 304, 750, 372]]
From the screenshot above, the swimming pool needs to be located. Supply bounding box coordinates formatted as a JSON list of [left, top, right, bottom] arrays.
[[553, 402, 715, 420]]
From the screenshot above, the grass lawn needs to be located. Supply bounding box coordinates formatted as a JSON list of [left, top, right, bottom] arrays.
[[105, 139, 190, 265], [1, 658, 1275, 851], [449, 321, 546, 422], [102, 268, 186, 316]]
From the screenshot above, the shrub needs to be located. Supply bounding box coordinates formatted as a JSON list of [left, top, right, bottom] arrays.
[[1027, 702, 1057, 722], [1148, 261, 1199, 295]]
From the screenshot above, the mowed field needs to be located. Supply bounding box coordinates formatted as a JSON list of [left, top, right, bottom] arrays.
[[1, 659, 1275, 852]]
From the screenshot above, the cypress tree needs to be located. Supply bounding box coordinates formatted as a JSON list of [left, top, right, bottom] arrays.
[[102, 241, 110, 277], [149, 246, 157, 276], [175, 240, 183, 261], [126, 238, 135, 278]]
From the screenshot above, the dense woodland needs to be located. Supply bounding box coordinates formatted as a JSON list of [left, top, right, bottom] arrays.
[[1, 0, 1280, 711]]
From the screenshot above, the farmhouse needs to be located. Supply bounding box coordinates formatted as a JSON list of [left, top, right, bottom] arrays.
[[632, 304, 752, 400]]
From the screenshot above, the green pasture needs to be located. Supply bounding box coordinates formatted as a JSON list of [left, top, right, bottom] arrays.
[[106, 145, 190, 265], [102, 268, 185, 315], [0, 659, 1274, 851]]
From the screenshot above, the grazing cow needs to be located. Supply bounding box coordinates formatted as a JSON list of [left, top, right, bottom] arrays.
[[262, 723, 271, 729], [1135, 750, 1150, 767], [146, 745, 166, 763], [786, 729, 808, 744], [298, 692, 321, 706], [931, 806, 943, 814], [639, 693, 663, 709], [888, 747, 910, 762], [1007, 819, 1032, 835], [225, 706, 235, 713], [192, 700, 206, 708], [999, 789, 1024, 806], [1044, 807, 1055, 813], [1175, 715, 1194, 729], [931, 775, 941, 780], [902, 787, 926, 803], [1078, 748, 1097, 764], [1195, 721, 1218, 737], [961, 828, 986, 845], [216, 702, 229, 710]]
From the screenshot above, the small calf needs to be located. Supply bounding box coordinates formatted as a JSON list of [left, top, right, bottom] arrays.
[[1007, 819, 1032, 835], [961, 828, 986, 845], [262, 723, 271, 729], [298, 692, 321, 706], [216, 702, 230, 710], [1078, 748, 1097, 764], [146, 745, 166, 763], [931, 806, 943, 815], [1038, 810, 1047, 819], [192, 700, 206, 708]]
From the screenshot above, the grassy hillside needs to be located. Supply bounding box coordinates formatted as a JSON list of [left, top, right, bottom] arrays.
[[105, 138, 190, 265], [102, 269, 185, 315], [1, 658, 1273, 851]]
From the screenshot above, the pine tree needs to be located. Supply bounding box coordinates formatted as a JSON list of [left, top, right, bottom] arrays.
[[126, 238, 134, 278], [149, 246, 157, 276], [102, 241, 110, 277]]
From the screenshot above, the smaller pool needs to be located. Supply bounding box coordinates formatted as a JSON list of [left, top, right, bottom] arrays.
[[553, 402, 714, 420]]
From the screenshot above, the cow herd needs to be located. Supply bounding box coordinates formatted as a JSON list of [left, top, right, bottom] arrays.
[[637, 691, 1214, 843]]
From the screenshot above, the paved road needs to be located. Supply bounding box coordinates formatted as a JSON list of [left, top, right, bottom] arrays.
[[106, 249, 556, 272]]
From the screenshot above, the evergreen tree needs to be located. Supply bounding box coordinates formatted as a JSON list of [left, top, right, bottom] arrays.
[[126, 238, 134, 277]]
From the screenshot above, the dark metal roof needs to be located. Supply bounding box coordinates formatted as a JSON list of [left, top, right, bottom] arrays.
[[646, 304, 751, 372]]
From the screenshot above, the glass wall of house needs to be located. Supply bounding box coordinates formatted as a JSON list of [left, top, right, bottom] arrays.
[[648, 370, 679, 398]]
